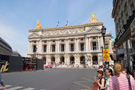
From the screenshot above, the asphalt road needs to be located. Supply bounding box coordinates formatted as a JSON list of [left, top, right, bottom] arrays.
[[1, 68, 97, 90]]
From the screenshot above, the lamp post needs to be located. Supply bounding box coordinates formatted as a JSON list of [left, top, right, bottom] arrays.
[[101, 26, 106, 69]]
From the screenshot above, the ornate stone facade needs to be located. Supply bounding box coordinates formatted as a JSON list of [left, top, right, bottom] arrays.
[[28, 19, 113, 67]]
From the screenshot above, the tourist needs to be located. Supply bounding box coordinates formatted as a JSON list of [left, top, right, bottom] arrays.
[[0, 71, 6, 90], [100, 68, 113, 90], [94, 70, 105, 90], [122, 68, 134, 78], [109, 62, 135, 90]]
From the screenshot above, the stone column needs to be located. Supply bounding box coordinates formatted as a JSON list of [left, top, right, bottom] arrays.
[[65, 39, 69, 53], [91, 54, 93, 66], [46, 55, 51, 65], [47, 40, 51, 53], [75, 39, 77, 52], [65, 54, 69, 65], [101, 36, 104, 48], [28, 41, 32, 54], [56, 40, 60, 53], [89, 37, 91, 51], [75, 54, 80, 65], [74, 54, 77, 64], [38, 40, 42, 54], [55, 55, 60, 64], [76, 39, 79, 52], [86, 37, 88, 52], [98, 37, 101, 51]]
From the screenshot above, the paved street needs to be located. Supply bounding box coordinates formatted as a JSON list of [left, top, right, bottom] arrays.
[[1, 68, 97, 90]]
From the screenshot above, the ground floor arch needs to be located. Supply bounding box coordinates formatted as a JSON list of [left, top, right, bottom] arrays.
[[43, 57, 46, 64], [60, 56, 65, 64], [92, 56, 98, 65], [70, 56, 75, 64], [80, 56, 85, 65], [51, 56, 55, 64]]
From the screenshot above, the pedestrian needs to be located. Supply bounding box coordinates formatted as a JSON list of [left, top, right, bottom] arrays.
[[122, 68, 134, 78], [94, 70, 105, 90], [0, 71, 6, 90], [100, 68, 113, 90], [109, 62, 135, 90], [134, 70, 135, 80]]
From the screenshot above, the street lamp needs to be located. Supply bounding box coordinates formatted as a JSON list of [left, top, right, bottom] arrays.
[[101, 26, 106, 45], [101, 26, 106, 70]]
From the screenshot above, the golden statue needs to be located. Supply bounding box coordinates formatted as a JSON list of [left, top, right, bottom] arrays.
[[90, 13, 97, 22], [36, 20, 41, 28]]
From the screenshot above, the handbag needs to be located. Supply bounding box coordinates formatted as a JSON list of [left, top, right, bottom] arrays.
[[93, 82, 98, 90]]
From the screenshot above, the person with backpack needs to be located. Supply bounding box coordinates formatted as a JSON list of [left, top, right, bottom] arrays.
[[94, 70, 105, 90], [100, 68, 113, 90], [109, 62, 135, 90], [122, 68, 134, 78]]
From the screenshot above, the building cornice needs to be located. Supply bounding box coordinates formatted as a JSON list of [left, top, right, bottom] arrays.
[[29, 22, 103, 32]]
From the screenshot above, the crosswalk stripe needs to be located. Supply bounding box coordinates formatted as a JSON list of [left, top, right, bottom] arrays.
[[7, 86, 23, 90], [23, 88, 35, 90], [0, 85, 12, 89]]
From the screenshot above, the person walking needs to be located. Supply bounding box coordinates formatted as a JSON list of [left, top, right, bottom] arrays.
[[122, 68, 134, 78], [94, 70, 105, 90], [109, 62, 135, 90], [0, 71, 6, 90], [100, 68, 113, 90]]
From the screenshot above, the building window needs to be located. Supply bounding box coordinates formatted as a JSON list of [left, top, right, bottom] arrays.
[[43, 45, 47, 52], [80, 43, 84, 51], [52, 45, 55, 52], [61, 44, 65, 52], [70, 44, 74, 51], [93, 42, 97, 50], [33, 45, 36, 52]]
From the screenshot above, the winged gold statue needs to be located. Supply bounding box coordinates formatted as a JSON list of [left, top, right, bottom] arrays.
[[90, 13, 97, 22], [36, 20, 41, 28]]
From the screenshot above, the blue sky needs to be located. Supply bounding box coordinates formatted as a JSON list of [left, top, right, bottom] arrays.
[[0, 0, 115, 56]]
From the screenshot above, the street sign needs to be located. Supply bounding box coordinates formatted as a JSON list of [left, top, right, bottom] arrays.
[[103, 49, 109, 62]]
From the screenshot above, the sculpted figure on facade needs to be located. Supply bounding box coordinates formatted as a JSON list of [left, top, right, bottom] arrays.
[[36, 20, 42, 29]]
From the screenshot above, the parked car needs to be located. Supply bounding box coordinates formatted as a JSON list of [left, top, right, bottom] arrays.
[[45, 65, 52, 68]]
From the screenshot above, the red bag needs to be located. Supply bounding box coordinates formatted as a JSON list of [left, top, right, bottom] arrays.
[[93, 82, 98, 90]]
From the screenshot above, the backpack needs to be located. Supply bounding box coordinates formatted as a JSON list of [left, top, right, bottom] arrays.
[[99, 78, 106, 90]]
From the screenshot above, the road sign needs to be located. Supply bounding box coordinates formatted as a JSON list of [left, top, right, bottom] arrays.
[[103, 49, 109, 62]]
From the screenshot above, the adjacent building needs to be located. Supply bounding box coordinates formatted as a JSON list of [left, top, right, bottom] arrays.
[[112, 0, 135, 69], [0, 37, 12, 56], [28, 14, 114, 68]]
